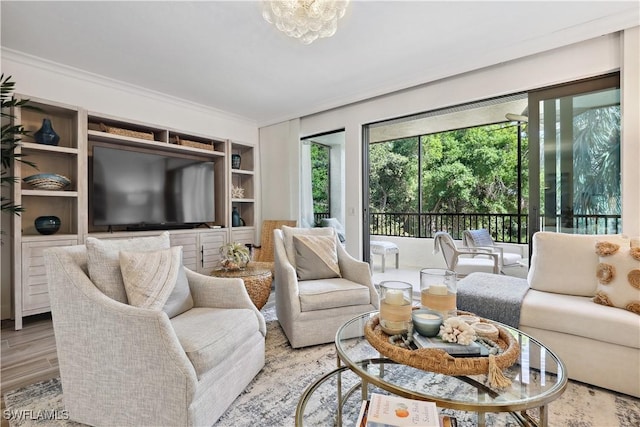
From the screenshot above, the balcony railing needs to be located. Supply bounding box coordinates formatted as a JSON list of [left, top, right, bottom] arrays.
[[370, 212, 529, 243], [314, 212, 621, 244]]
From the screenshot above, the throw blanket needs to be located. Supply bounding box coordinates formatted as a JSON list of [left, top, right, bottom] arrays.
[[457, 272, 529, 327]]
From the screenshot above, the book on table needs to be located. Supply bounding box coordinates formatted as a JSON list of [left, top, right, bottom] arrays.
[[412, 333, 489, 357], [355, 393, 457, 427]]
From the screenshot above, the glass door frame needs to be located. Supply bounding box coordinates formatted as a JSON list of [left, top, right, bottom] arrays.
[[527, 73, 621, 248]]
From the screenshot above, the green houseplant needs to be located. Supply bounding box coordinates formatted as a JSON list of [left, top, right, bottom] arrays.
[[1, 74, 37, 216], [219, 241, 251, 270]]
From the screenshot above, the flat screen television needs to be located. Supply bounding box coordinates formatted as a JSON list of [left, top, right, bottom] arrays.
[[91, 145, 215, 228]]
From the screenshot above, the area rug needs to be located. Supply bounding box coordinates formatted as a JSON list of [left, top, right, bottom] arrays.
[[4, 300, 640, 426]]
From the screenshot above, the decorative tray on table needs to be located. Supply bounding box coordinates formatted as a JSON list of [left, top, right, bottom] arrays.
[[364, 312, 520, 382]]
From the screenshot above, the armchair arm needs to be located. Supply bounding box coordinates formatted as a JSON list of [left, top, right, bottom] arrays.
[[337, 244, 379, 309], [186, 268, 266, 336], [452, 249, 500, 274]]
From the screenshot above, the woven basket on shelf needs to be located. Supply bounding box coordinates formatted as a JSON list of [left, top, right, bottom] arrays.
[[364, 314, 520, 379], [172, 135, 213, 151], [23, 173, 71, 190], [98, 123, 154, 140]]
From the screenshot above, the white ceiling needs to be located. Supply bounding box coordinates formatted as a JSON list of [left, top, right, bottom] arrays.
[[1, 1, 638, 127]]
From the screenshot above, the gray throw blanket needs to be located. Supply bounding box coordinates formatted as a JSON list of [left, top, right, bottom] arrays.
[[457, 272, 529, 328]]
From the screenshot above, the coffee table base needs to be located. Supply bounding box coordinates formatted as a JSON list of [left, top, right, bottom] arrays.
[[296, 359, 550, 427]]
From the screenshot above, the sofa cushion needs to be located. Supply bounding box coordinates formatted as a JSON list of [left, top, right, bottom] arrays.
[[162, 264, 194, 318], [520, 289, 640, 349], [293, 234, 341, 280], [527, 232, 628, 297], [281, 225, 335, 269], [466, 229, 494, 247], [170, 307, 259, 378], [298, 278, 370, 312], [120, 247, 182, 310], [593, 244, 640, 315], [86, 231, 171, 303]]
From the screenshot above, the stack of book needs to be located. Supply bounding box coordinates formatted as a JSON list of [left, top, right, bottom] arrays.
[[356, 393, 457, 427]]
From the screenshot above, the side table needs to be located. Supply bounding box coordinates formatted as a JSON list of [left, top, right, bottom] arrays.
[[210, 266, 272, 310]]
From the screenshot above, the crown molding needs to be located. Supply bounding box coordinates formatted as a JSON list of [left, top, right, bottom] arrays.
[[1, 48, 257, 127]]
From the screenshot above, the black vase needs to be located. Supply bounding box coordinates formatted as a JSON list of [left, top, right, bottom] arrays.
[[232, 207, 243, 227], [34, 216, 61, 235], [231, 154, 241, 170], [33, 118, 60, 146]]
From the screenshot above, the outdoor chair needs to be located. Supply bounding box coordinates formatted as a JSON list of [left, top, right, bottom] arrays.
[[433, 231, 500, 276], [463, 228, 524, 271]]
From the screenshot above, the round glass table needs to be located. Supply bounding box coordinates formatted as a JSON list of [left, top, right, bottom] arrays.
[[296, 311, 567, 426]]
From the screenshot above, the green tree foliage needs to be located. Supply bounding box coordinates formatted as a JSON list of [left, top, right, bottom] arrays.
[[370, 124, 528, 215], [369, 138, 418, 213], [310, 143, 329, 214]]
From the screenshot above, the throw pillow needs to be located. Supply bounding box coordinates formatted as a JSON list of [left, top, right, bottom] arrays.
[[86, 231, 171, 303], [281, 225, 335, 269], [119, 246, 182, 310], [527, 232, 629, 297], [593, 243, 640, 315], [162, 258, 194, 318], [293, 234, 341, 280]]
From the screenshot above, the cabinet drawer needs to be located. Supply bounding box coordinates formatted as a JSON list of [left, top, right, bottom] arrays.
[[22, 239, 77, 312], [231, 228, 255, 246]]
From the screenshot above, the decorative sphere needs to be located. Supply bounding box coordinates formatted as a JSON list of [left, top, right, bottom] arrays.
[[34, 216, 61, 235]]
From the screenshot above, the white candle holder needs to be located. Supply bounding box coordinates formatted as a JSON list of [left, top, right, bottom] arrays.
[[379, 281, 413, 335], [420, 268, 457, 319]]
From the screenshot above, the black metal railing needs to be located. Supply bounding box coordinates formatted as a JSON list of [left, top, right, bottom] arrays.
[[369, 212, 621, 244], [313, 212, 331, 224]]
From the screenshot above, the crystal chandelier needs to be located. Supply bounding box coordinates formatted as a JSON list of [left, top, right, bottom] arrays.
[[262, 0, 350, 45]]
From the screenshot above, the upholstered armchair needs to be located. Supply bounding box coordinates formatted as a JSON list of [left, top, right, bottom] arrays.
[[463, 228, 524, 271], [274, 226, 379, 348], [433, 231, 500, 276], [44, 232, 266, 426]]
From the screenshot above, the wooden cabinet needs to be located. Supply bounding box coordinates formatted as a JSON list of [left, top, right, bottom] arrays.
[[11, 96, 86, 330], [229, 141, 259, 246], [170, 229, 227, 274]]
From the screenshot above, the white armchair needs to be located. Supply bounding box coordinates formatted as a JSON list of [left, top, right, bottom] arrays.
[[44, 236, 266, 426], [433, 231, 499, 276], [274, 226, 379, 348]]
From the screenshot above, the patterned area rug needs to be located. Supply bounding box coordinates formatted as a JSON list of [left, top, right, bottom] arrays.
[[4, 299, 640, 426]]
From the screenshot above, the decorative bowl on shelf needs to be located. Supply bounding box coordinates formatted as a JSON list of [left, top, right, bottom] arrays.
[[34, 216, 61, 235], [23, 173, 71, 190]]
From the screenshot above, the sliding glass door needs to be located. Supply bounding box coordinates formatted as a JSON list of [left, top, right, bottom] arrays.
[[528, 74, 621, 237]]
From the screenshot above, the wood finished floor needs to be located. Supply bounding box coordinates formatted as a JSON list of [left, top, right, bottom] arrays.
[[1, 313, 59, 427]]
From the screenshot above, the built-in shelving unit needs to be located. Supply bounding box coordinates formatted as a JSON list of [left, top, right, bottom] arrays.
[[229, 141, 259, 246], [9, 96, 260, 329], [11, 95, 86, 330]]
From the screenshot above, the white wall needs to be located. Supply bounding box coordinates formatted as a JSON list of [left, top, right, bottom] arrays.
[[280, 30, 639, 259], [0, 50, 260, 319]]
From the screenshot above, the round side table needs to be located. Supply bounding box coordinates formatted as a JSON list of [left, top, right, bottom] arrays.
[[210, 266, 272, 309]]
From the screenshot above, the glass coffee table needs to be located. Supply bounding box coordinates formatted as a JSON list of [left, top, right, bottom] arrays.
[[296, 311, 567, 427]]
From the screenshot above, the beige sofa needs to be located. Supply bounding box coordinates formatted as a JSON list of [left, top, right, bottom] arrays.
[[459, 232, 640, 398]]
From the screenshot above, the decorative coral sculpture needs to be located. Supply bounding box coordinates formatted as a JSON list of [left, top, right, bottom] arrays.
[[439, 317, 477, 345]]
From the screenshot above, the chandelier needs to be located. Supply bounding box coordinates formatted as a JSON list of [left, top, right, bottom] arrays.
[[262, 0, 350, 45]]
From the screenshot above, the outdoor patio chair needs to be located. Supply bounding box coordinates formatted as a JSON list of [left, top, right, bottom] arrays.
[[463, 228, 524, 271], [433, 231, 499, 276]]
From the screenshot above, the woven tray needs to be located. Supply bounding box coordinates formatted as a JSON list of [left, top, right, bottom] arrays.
[[364, 314, 520, 376]]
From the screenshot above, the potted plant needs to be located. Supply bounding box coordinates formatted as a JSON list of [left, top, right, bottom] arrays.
[[1, 74, 37, 217], [219, 241, 251, 270]]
